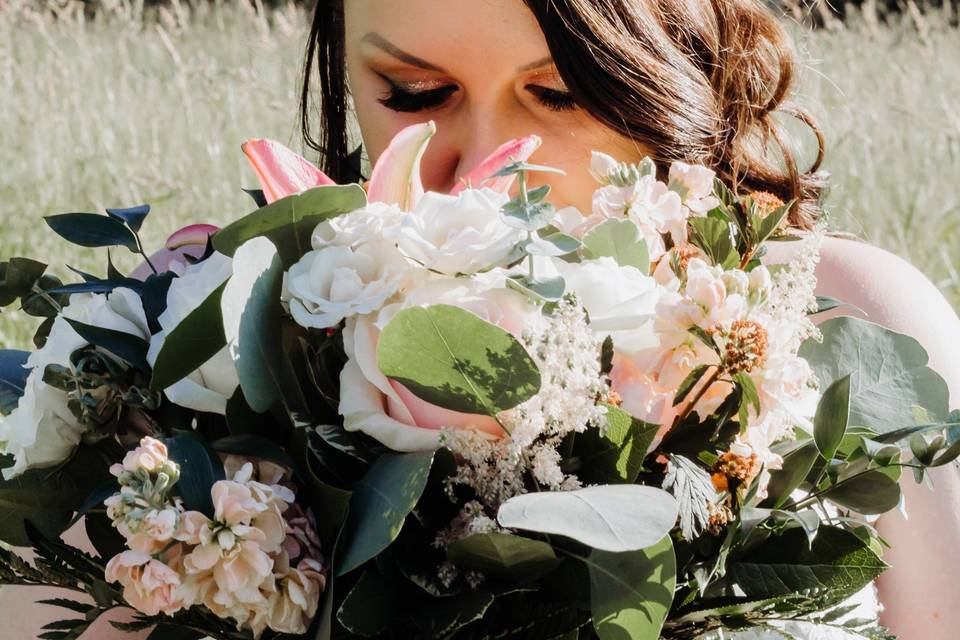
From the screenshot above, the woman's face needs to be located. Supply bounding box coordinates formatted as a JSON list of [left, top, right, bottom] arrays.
[[344, 0, 650, 213]]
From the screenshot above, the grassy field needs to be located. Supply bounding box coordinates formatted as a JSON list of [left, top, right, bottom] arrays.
[[1, 0, 959, 347]]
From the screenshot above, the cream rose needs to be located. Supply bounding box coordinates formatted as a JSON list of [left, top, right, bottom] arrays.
[[282, 241, 409, 330], [397, 188, 524, 275], [339, 278, 539, 451], [1, 288, 150, 479]]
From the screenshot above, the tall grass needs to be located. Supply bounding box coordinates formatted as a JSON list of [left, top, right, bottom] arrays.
[[1, 0, 959, 347]]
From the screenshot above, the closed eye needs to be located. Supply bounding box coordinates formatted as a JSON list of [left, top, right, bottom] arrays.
[[376, 75, 459, 113], [526, 85, 577, 112]]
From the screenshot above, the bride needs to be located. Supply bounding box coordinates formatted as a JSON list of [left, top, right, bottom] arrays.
[[4, 0, 960, 638]]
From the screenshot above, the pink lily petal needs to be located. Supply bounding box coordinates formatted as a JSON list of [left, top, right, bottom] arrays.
[[242, 139, 336, 204], [449, 134, 542, 195], [165, 223, 220, 250], [130, 224, 218, 280], [367, 121, 437, 210]]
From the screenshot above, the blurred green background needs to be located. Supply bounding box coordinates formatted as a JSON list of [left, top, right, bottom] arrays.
[[2, 0, 959, 346]]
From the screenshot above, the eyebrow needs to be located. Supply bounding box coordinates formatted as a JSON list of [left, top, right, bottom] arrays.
[[360, 32, 555, 74]]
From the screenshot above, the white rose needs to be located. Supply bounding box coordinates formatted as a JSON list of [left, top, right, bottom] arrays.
[[339, 278, 539, 451], [397, 188, 523, 275], [554, 257, 661, 355], [312, 202, 405, 249], [282, 242, 409, 330], [147, 253, 239, 415], [1, 288, 149, 478]]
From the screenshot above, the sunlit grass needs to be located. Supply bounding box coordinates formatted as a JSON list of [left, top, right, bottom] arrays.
[[2, 0, 959, 347]]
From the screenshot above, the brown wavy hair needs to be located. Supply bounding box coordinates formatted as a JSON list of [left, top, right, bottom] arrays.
[[299, 0, 828, 229]]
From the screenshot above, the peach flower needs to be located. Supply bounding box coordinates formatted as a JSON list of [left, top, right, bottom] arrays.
[[105, 551, 184, 616]]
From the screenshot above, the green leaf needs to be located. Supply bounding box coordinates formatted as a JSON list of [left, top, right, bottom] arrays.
[[507, 274, 566, 302], [689, 217, 738, 267], [336, 451, 434, 576], [0, 349, 30, 415], [763, 440, 820, 509], [64, 319, 150, 371], [377, 304, 541, 416], [44, 213, 138, 251], [211, 435, 295, 468], [754, 202, 792, 244], [0, 469, 90, 546], [582, 219, 651, 272], [727, 526, 888, 601], [336, 568, 400, 637], [585, 536, 676, 640], [674, 364, 711, 406], [163, 435, 225, 517], [221, 237, 285, 413], [491, 161, 565, 177], [576, 404, 659, 484], [412, 590, 496, 638], [497, 484, 678, 552], [734, 371, 761, 426], [814, 296, 844, 314], [446, 532, 560, 582], [105, 204, 150, 233], [5, 257, 47, 297], [799, 317, 949, 434], [814, 375, 852, 461], [149, 280, 227, 392], [212, 184, 367, 264]]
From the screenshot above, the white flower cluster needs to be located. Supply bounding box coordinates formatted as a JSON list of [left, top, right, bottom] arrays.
[[103, 438, 325, 637]]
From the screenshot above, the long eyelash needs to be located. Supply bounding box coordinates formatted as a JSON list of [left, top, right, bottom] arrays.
[[377, 77, 458, 113], [527, 85, 578, 112]]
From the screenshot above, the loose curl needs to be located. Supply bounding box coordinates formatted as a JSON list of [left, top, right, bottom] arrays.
[[300, 0, 828, 229]]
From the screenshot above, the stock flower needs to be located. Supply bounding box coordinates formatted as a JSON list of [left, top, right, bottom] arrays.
[[397, 188, 523, 276], [259, 554, 325, 635], [668, 161, 720, 215], [105, 551, 185, 616], [1, 288, 149, 479], [147, 252, 239, 415], [112, 435, 171, 475], [339, 278, 539, 451], [282, 241, 410, 330]]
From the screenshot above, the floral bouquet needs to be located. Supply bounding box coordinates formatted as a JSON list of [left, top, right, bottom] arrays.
[[1, 121, 958, 640]]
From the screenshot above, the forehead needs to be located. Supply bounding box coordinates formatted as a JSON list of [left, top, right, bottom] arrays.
[[344, 0, 550, 74]]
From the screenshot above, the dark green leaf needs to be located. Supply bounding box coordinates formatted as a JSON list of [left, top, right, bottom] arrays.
[[212, 185, 367, 265], [378, 304, 541, 416], [211, 435, 295, 468], [5, 257, 47, 297], [336, 451, 434, 576], [105, 204, 150, 233], [44, 213, 138, 251], [674, 364, 711, 406], [727, 526, 887, 601], [163, 435, 225, 517], [447, 532, 560, 582], [336, 568, 400, 637], [814, 375, 852, 461], [0, 349, 30, 415], [149, 281, 227, 391], [64, 319, 150, 371], [221, 237, 284, 413], [763, 440, 820, 509]]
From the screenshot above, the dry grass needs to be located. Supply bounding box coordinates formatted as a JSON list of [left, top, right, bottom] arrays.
[[2, 0, 959, 347]]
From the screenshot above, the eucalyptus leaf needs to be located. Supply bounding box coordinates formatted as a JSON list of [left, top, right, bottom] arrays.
[[525, 232, 581, 257], [582, 219, 651, 272], [500, 200, 556, 232], [212, 184, 367, 265], [497, 484, 679, 552], [336, 451, 434, 576], [221, 237, 284, 413], [378, 304, 540, 416], [585, 536, 676, 640], [799, 317, 949, 434], [507, 274, 566, 302]]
